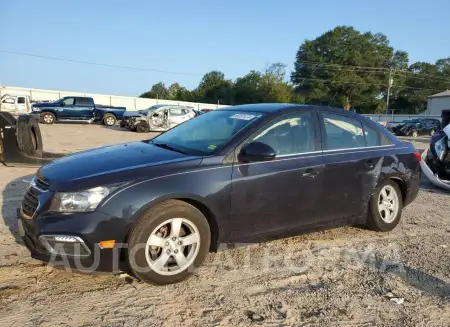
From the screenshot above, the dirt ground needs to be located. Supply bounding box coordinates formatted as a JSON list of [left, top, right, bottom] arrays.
[[0, 124, 449, 327]]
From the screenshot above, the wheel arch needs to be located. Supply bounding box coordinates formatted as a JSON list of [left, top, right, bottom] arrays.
[[121, 193, 221, 254], [388, 176, 407, 203]]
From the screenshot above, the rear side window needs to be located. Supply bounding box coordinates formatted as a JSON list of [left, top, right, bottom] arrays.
[[75, 97, 93, 106], [320, 112, 365, 150], [363, 124, 380, 146]]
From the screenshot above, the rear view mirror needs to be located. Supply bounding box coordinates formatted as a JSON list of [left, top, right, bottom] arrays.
[[239, 142, 276, 162]]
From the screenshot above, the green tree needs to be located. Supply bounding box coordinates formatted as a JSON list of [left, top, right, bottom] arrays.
[[196, 71, 234, 104], [291, 26, 399, 110], [139, 82, 169, 99]]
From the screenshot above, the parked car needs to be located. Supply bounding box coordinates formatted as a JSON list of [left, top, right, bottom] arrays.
[[396, 118, 441, 137], [17, 103, 421, 285], [30, 96, 126, 126], [0, 94, 32, 114], [120, 104, 196, 132], [421, 110, 450, 190]]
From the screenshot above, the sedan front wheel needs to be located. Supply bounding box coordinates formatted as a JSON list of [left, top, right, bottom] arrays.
[[127, 200, 211, 285]]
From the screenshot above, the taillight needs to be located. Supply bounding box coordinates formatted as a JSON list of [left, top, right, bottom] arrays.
[[414, 150, 421, 162]]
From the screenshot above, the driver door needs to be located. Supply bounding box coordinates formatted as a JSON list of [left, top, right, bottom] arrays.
[[229, 110, 325, 241]]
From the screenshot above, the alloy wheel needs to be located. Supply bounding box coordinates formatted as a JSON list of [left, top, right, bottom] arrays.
[[44, 114, 53, 123], [377, 185, 399, 224], [144, 218, 200, 276]]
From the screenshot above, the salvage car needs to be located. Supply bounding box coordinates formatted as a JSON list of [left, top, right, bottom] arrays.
[[420, 110, 450, 190], [17, 103, 421, 285], [0, 94, 32, 114], [31, 96, 126, 126], [120, 104, 196, 132]]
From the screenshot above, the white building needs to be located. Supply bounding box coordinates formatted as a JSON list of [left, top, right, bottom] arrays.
[[426, 90, 450, 116]]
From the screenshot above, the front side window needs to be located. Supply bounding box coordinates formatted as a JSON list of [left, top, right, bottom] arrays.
[[321, 112, 365, 150], [249, 112, 316, 156], [2, 98, 14, 104], [62, 97, 74, 106], [17, 97, 25, 104], [151, 110, 263, 155]]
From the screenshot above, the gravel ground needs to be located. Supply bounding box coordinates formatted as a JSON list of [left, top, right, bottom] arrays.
[[0, 124, 449, 327]]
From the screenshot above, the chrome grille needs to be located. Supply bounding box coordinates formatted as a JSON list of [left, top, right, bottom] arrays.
[[21, 188, 39, 218], [35, 178, 49, 191]]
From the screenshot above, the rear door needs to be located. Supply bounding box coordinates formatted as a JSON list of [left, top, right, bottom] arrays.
[[317, 111, 391, 222], [230, 110, 325, 240], [73, 97, 95, 120]]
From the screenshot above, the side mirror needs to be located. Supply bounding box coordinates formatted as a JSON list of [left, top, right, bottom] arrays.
[[239, 142, 276, 162]]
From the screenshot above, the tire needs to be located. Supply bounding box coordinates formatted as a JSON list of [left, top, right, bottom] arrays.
[[366, 179, 403, 232], [411, 131, 418, 138], [103, 114, 117, 126], [429, 129, 435, 136], [119, 120, 126, 128], [136, 121, 150, 133], [16, 115, 43, 156], [127, 200, 211, 285], [40, 112, 56, 124]]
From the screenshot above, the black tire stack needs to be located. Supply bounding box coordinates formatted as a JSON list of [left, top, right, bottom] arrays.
[[16, 115, 43, 157]]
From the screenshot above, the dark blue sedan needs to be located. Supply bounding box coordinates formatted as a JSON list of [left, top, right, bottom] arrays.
[[18, 103, 421, 285]]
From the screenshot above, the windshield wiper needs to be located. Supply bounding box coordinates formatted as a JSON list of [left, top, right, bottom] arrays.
[[151, 142, 188, 154]]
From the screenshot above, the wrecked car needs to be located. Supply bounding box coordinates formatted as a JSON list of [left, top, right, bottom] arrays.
[[120, 104, 196, 132], [421, 110, 450, 190], [17, 103, 421, 285]]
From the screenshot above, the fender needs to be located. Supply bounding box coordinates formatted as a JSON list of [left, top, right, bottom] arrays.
[[96, 163, 233, 244]]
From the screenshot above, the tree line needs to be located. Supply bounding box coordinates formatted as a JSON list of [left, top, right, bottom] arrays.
[[139, 26, 450, 114]]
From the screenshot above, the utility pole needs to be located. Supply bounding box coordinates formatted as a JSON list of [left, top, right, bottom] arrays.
[[386, 68, 393, 114]]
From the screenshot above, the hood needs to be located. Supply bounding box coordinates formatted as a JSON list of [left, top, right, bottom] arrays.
[[38, 141, 201, 190], [32, 102, 59, 108], [123, 111, 144, 117]]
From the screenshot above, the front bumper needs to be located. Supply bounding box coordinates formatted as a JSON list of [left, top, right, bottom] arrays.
[[17, 208, 131, 273], [420, 149, 450, 191]]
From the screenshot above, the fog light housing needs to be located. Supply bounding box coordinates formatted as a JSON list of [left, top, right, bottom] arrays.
[[38, 235, 91, 257]]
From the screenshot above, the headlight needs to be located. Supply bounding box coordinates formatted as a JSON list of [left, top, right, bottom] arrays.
[[32, 108, 41, 112], [50, 185, 120, 212]]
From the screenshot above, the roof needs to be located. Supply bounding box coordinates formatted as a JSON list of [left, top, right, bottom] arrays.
[[219, 103, 308, 113], [429, 90, 450, 98]]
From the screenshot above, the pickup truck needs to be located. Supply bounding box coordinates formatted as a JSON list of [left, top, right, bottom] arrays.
[[1, 94, 32, 114], [31, 96, 126, 126]]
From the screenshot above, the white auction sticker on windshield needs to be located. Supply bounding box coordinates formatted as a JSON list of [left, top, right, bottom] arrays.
[[230, 114, 256, 120]]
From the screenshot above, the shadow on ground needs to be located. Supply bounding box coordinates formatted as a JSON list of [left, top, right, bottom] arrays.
[[1, 173, 34, 245]]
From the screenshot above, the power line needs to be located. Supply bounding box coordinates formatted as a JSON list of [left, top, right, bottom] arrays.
[[0, 50, 199, 77], [298, 60, 450, 83], [1, 49, 447, 92], [298, 77, 443, 91]]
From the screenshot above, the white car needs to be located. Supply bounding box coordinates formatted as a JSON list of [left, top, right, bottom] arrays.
[[121, 105, 197, 132], [0, 94, 32, 114]]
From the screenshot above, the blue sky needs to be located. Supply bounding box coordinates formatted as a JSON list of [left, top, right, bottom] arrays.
[[0, 0, 448, 97]]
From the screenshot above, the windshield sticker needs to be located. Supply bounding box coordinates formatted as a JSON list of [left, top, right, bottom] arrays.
[[230, 113, 256, 120], [208, 144, 217, 150]]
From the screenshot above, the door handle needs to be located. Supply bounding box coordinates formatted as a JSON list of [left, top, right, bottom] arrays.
[[302, 168, 318, 177]]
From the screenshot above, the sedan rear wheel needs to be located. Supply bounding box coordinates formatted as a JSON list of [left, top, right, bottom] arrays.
[[367, 180, 403, 232], [127, 200, 211, 285]]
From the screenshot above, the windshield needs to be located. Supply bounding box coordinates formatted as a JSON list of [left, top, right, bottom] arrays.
[[149, 110, 263, 155]]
